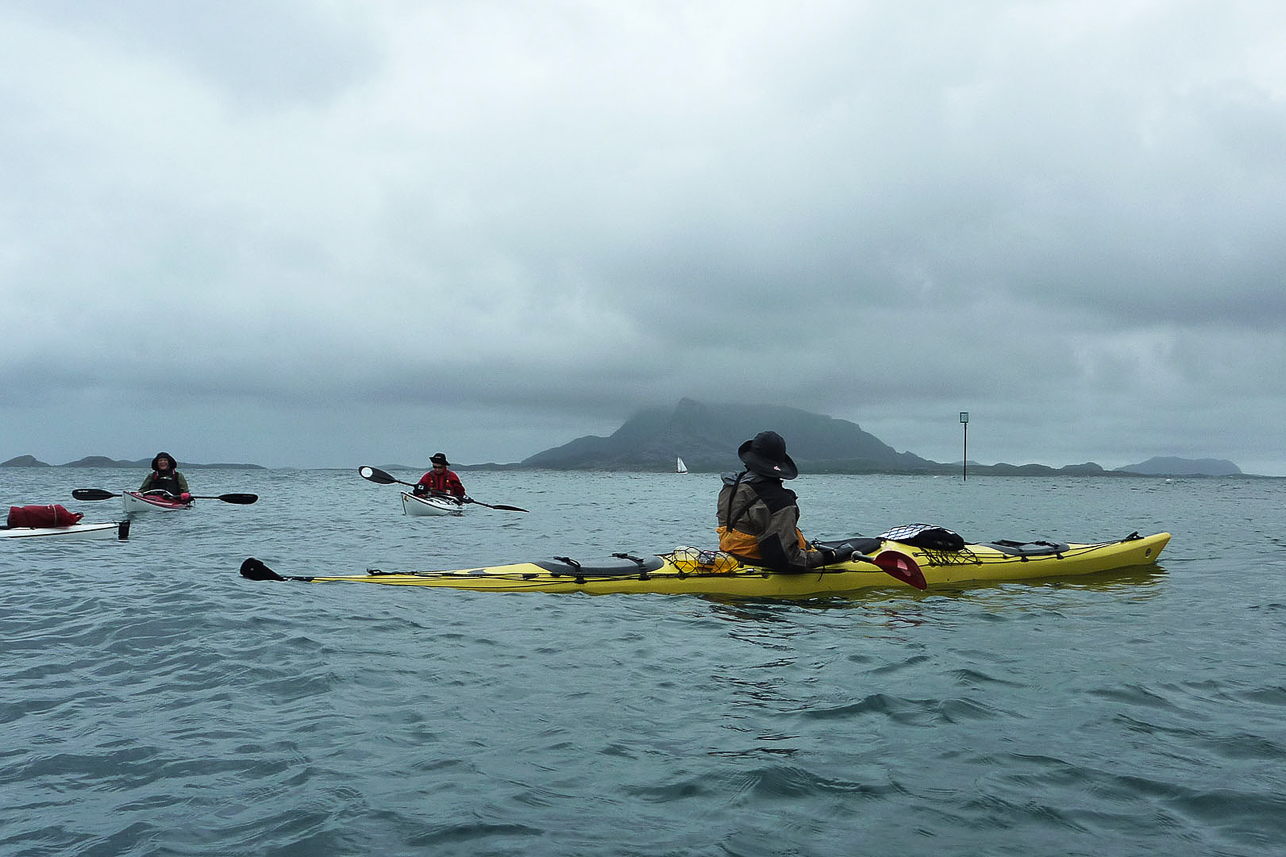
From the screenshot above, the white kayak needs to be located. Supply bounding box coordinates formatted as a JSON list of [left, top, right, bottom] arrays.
[[1, 520, 130, 541], [401, 491, 464, 517], [123, 491, 192, 514]]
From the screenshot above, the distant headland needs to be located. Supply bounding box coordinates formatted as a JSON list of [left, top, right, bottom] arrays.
[[0, 399, 1254, 477]]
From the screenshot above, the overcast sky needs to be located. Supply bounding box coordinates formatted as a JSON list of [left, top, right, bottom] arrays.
[[3, 1, 1284, 474]]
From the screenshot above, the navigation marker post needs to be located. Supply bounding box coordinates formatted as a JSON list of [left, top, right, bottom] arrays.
[[959, 411, 969, 481]]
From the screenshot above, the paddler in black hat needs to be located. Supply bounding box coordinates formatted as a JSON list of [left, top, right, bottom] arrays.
[[413, 452, 467, 500], [716, 431, 854, 572]]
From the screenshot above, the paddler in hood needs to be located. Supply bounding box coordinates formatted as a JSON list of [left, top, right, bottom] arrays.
[[140, 452, 191, 501], [716, 431, 854, 573]]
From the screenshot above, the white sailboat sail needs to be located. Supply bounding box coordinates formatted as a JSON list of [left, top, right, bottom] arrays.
[[676, 456, 688, 474]]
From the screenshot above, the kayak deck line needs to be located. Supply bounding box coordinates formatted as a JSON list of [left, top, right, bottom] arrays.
[[240, 532, 1171, 597], [917, 538, 1117, 564]]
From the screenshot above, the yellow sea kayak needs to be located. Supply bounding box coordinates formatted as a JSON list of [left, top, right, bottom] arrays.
[[240, 531, 1170, 598]]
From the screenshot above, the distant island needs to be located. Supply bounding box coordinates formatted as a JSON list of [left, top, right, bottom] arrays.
[[0, 399, 1255, 477], [1, 454, 264, 469], [1115, 456, 1241, 477], [503, 398, 1250, 477]]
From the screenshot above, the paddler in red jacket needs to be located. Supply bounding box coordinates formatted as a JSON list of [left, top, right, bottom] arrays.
[[413, 452, 467, 500]]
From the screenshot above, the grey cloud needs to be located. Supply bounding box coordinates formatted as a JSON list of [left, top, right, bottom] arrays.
[[3, 2, 1285, 472]]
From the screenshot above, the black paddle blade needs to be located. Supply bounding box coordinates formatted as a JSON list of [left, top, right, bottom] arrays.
[[240, 558, 286, 581], [358, 465, 400, 485], [72, 489, 117, 501], [214, 493, 259, 505]]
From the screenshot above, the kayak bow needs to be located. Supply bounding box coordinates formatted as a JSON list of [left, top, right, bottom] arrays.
[[401, 491, 464, 517], [122, 491, 192, 514]]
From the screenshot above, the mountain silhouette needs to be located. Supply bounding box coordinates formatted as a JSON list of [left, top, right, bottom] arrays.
[[1116, 456, 1242, 477], [521, 398, 937, 472]]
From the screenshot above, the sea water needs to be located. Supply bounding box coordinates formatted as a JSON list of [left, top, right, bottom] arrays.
[[1, 468, 1284, 856]]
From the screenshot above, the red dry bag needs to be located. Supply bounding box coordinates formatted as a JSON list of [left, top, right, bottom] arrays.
[[7, 504, 85, 528]]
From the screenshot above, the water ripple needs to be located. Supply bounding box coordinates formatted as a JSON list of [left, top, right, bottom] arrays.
[[2, 469, 1285, 855]]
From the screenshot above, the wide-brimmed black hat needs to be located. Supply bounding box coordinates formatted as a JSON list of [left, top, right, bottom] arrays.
[[430, 452, 450, 466], [737, 431, 797, 480]]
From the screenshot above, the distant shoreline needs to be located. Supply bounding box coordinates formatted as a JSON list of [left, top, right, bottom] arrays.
[[1, 455, 265, 470], [3, 456, 1277, 479]]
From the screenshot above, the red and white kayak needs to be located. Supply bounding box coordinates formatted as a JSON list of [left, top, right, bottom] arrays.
[[401, 491, 464, 517], [123, 491, 192, 514], [1, 520, 130, 541]]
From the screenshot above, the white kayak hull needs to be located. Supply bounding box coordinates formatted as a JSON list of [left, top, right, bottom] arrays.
[[401, 491, 464, 517], [1, 520, 130, 541], [123, 491, 192, 514]]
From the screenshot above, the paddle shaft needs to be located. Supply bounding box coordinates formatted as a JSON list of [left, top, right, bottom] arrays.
[[464, 498, 529, 512], [71, 488, 257, 504]]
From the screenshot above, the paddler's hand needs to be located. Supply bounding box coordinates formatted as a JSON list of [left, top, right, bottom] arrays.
[[818, 544, 856, 565]]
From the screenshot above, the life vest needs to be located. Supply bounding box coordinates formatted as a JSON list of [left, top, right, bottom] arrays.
[[716, 476, 807, 560], [419, 468, 465, 497], [146, 472, 182, 494]]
